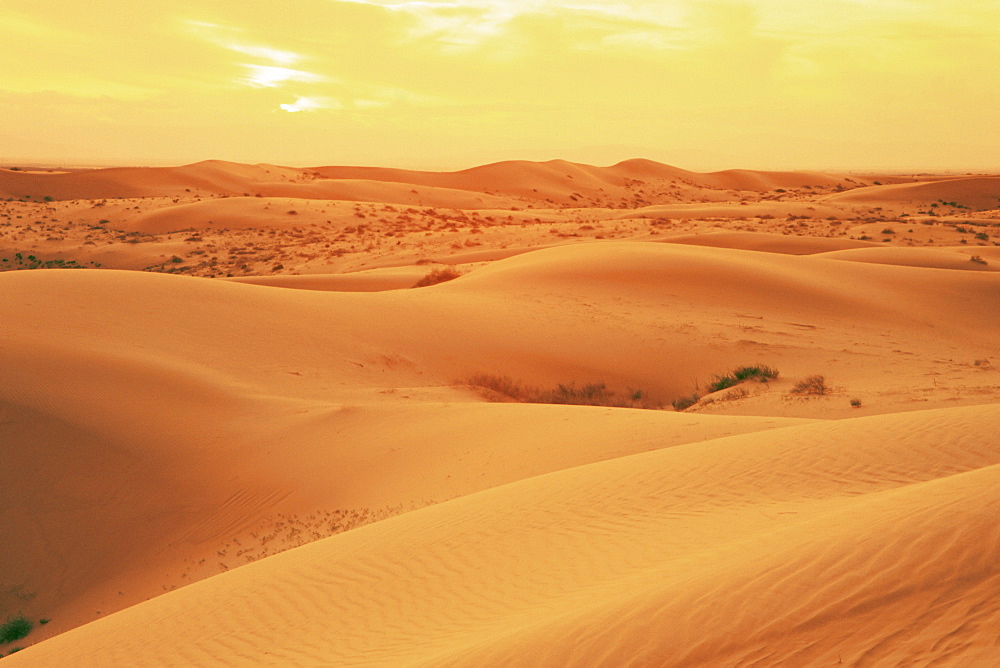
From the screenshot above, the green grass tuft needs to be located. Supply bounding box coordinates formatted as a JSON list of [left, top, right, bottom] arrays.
[[0, 616, 32, 645], [708, 364, 778, 392]]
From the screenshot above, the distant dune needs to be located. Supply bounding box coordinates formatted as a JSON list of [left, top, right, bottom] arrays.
[[1, 158, 870, 207], [2, 159, 999, 665], [825, 176, 1000, 210]]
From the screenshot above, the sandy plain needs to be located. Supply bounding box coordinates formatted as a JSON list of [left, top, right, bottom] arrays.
[[1, 159, 999, 666]]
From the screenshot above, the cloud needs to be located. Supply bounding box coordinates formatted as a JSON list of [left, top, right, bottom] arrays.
[[227, 43, 302, 65], [279, 96, 335, 112], [242, 65, 328, 88]]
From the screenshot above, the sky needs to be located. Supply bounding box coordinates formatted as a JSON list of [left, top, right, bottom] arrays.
[[1, 0, 998, 171]]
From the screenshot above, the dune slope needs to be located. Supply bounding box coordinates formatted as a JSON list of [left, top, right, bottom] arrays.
[[8, 404, 1000, 666]]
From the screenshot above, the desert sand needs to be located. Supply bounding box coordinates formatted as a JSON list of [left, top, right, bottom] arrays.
[[1, 159, 999, 666]]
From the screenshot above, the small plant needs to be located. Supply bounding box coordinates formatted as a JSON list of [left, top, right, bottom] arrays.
[[881, 227, 895, 235], [708, 364, 778, 393], [0, 616, 32, 645], [671, 393, 700, 411], [413, 266, 462, 287], [732, 365, 779, 382], [969, 255, 988, 265], [465, 374, 656, 409], [720, 386, 750, 401], [707, 374, 738, 393], [791, 375, 829, 396], [850, 398, 862, 407], [38, 619, 49, 625], [465, 374, 527, 402]]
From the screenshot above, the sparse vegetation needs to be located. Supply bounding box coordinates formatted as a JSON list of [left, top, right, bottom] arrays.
[[850, 398, 862, 407], [465, 374, 656, 409], [708, 364, 778, 392], [671, 392, 701, 411], [0, 616, 32, 645], [671, 364, 778, 411], [719, 386, 750, 401], [969, 255, 988, 265], [413, 266, 462, 287], [791, 375, 829, 396], [0, 254, 96, 272]]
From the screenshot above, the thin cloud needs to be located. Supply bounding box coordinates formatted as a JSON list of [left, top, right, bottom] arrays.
[[242, 65, 327, 88]]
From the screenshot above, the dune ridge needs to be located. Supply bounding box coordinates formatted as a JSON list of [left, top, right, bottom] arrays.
[[1, 158, 868, 206]]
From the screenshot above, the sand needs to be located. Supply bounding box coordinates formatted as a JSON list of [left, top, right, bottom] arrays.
[[1, 159, 999, 665]]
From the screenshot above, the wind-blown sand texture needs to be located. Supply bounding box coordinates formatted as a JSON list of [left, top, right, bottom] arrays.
[[2, 159, 999, 666]]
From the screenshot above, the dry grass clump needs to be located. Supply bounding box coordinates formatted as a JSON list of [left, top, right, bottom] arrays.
[[465, 374, 657, 409], [671, 392, 701, 411], [413, 266, 462, 287], [790, 375, 829, 396]]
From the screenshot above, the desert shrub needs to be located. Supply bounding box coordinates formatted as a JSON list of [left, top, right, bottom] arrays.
[[465, 375, 656, 409], [732, 365, 779, 382], [671, 393, 701, 411], [969, 255, 988, 265], [464, 374, 527, 402], [850, 398, 862, 407], [537, 383, 632, 407], [720, 386, 750, 401], [791, 375, 829, 396], [708, 364, 778, 392], [0, 616, 32, 645], [707, 374, 739, 393], [413, 266, 462, 287]]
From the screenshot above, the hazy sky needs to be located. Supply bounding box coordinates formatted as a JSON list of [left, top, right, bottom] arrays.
[[2, 0, 998, 170]]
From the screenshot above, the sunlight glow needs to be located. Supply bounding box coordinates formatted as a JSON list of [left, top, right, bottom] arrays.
[[1, 0, 997, 169]]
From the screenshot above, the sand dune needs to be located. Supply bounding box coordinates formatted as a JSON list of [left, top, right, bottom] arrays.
[[8, 404, 999, 666], [2, 158, 864, 208], [224, 266, 433, 291], [658, 230, 877, 254], [2, 159, 1000, 664], [817, 245, 1000, 271], [616, 201, 850, 222], [825, 175, 1000, 210]]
